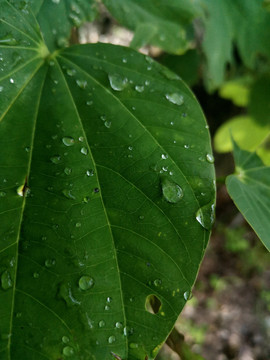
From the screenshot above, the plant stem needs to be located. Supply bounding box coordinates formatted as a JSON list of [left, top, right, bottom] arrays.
[[166, 328, 206, 360]]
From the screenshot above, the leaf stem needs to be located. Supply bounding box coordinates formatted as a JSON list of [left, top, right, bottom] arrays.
[[166, 328, 206, 360]]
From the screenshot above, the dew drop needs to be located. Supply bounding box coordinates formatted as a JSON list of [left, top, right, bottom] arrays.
[[81, 147, 88, 155], [0, 191, 6, 197], [104, 121, 111, 128], [33, 272, 39, 278], [58, 282, 81, 306], [62, 336, 70, 344], [63, 346, 74, 357], [206, 153, 214, 163], [9, 78, 14, 84], [86, 169, 94, 177], [106, 296, 112, 303], [62, 189, 76, 200], [135, 85, 144, 93], [195, 202, 215, 230], [50, 155, 61, 164], [153, 279, 162, 287], [62, 137, 75, 147], [161, 154, 168, 160], [66, 68, 76, 76], [86, 100, 93, 106], [0, 86, 3, 92], [0, 33, 18, 46], [129, 343, 139, 349], [161, 178, 183, 203], [183, 290, 193, 301], [76, 79, 87, 89], [108, 335, 116, 344], [115, 322, 123, 329], [75, 222, 81, 228], [78, 275, 94, 291], [165, 93, 184, 106], [108, 74, 127, 91], [1, 270, 12, 290], [45, 259, 56, 268], [64, 167, 72, 175], [99, 320, 105, 328], [16, 185, 24, 197]]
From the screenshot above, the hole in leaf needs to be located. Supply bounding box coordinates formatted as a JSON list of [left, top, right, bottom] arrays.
[[145, 294, 162, 314]]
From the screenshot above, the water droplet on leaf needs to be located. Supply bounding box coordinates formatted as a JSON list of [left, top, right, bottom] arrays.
[[0, 33, 18, 46], [196, 202, 215, 230], [76, 79, 87, 89], [135, 85, 144, 93], [45, 259, 56, 268], [86, 169, 94, 177], [50, 155, 61, 164], [165, 93, 184, 106], [108, 335, 116, 344], [206, 153, 214, 163], [62, 189, 76, 200], [63, 346, 74, 357], [99, 320, 105, 328], [115, 322, 123, 329], [62, 336, 69, 344], [108, 74, 127, 91], [64, 168, 72, 175], [58, 282, 81, 306], [1, 270, 12, 290], [78, 276, 94, 291], [62, 137, 75, 146], [81, 147, 88, 155], [183, 290, 193, 301], [161, 178, 183, 203]]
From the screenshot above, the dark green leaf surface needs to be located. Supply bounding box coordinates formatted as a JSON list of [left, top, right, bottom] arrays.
[[26, 0, 97, 51], [226, 141, 270, 251], [102, 0, 198, 54], [202, 0, 270, 90], [0, 2, 215, 359]]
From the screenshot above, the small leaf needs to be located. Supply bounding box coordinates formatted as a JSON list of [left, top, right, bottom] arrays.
[[226, 140, 270, 251]]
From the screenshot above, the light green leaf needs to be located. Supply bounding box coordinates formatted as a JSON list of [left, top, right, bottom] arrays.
[[214, 116, 270, 153], [102, 0, 199, 54], [226, 140, 270, 251], [0, 2, 215, 359], [218, 78, 251, 107]]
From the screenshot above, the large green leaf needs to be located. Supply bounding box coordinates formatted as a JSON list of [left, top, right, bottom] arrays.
[[226, 141, 270, 251], [102, 0, 199, 54], [0, 2, 215, 359]]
